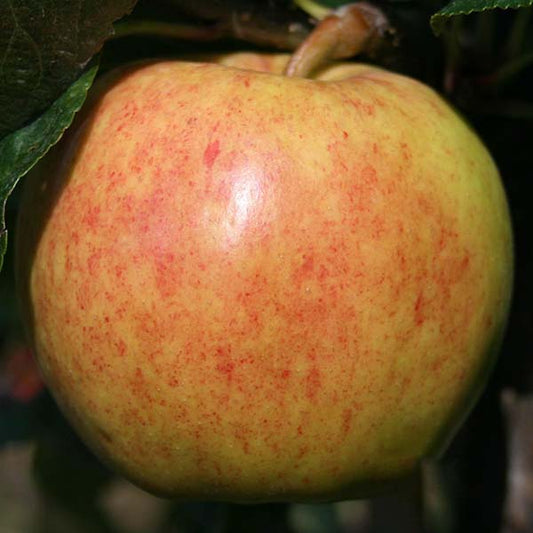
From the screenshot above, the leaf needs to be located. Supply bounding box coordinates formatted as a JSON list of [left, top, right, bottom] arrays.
[[431, 0, 533, 34], [0, 0, 136, 141], [0, 64, 98, 272]]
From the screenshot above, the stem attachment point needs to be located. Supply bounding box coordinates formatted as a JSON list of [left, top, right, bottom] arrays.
[[285, 2, 390, 78]]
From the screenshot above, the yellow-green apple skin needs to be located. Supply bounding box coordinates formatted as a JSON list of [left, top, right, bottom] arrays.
[[16, 53, 512, 502]]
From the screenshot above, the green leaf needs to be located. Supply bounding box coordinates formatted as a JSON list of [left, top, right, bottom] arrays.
[[0, 64, 98, 272], [0, 0, 136, 141], [431, 0, 533, 34]]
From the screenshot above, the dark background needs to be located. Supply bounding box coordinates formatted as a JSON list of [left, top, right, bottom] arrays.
[[1, 1, 532, 531]]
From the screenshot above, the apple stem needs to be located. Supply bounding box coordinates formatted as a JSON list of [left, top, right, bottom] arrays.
[[284, 3, 390, 78], [112, 17, 310, 52], [112, 20, 224, 41]]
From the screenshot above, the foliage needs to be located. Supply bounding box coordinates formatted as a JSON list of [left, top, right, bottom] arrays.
[[0, 0, 136, 140], [0, 64, 98, 270], [432, 0, 533, 33]]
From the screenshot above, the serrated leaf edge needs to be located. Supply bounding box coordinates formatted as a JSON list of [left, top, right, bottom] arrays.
[[431, 0, 533, 34], [0, 64, 98, 271]]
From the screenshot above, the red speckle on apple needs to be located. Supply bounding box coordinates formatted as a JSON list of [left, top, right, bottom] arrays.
[[204, 140, 221, 170], [414, 292, 425, 326]]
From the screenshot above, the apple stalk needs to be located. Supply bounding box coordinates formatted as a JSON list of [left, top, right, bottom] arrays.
[[285, 2, 390, 78]]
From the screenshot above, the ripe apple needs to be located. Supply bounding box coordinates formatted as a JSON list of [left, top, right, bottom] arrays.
[[16, 53, 513, 502]]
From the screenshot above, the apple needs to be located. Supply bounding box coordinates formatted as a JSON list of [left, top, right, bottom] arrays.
[[16, 53, 513, 502]]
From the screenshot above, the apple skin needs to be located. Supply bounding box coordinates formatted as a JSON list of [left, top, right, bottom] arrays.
[[16, 53, 512, 502]]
